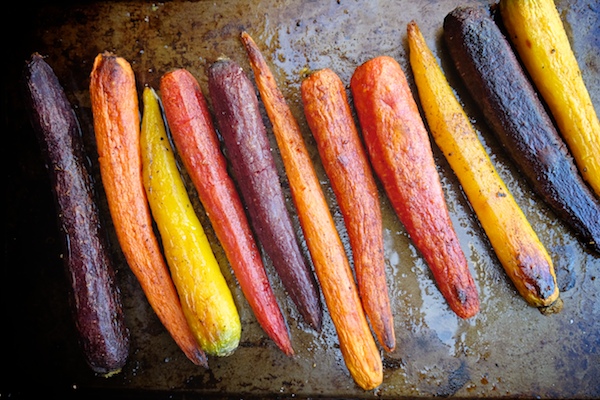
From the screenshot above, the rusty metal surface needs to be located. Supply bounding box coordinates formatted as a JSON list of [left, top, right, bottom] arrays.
[[5, 0, 599, 398]]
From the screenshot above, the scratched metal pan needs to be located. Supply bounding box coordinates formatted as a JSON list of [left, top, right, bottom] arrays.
[[5, 0, 599, 398]]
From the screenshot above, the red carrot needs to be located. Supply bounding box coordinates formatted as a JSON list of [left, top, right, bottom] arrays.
[[350, 55, 480, 319], [159, 68, 293, 356]]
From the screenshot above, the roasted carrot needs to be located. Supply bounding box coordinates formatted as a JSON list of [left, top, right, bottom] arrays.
[[89, 52, 207, 367], [159, 68, 293, 356], [241, 31, 382, 390], [499, 0, 600, 198], [350, 55, 480, 319], [444, 5, 600, 254], [407, 21, 560, 311], [24, 53, 130, 375], [207, 58, 323, 331], [141, 87, 241, 356], [300, 68, 395, 351]]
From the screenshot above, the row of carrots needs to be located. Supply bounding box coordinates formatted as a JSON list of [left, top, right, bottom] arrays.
[[25, 0, 599, 391]]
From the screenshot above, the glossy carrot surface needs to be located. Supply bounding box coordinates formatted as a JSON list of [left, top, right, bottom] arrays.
[[159, 68, 293, 356], [350, 55, 480, 319], [301, 68, 395, 351], [241, 31, 383, 390], [89, 53, 207, 367]]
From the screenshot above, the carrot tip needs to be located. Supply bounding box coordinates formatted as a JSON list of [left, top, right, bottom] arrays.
[[189, 348, 209, 368], [310, 315, 323, 333], [382, 334, 396, 353], [277, 338, 294, 357], [456, 303, 480, 319], [539, 296, 564, 315]]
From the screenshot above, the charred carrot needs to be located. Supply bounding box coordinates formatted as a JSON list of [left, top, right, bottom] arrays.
[[444, 5, 600, 254], [241, 31, 382, 390], [141, 87, 241, 356], [24, 53, 130, 375], [89, 52, 207, 367], [300, 68, 395, 351], [407, 21, 560, 311], [350, 55, 480, 319], [500, 0, 600, 198], [207, 58, 323, 331], [159, 68, 293, 356]]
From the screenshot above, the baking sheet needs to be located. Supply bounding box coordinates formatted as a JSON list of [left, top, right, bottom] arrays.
[[5, 0, 599, 398]]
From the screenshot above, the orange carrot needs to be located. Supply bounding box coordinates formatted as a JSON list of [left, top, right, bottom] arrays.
[[301, 68, 395, 352], [89, 52, 207, 367], [350, 55, 480, 319], [159, 68, 293, 356], [241, 31, 382, 390]]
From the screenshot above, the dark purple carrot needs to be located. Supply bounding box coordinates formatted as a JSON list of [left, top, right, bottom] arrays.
[[208, 57, 323, 331], [24, 52, 130, 375], [443, 5, 600, 254]]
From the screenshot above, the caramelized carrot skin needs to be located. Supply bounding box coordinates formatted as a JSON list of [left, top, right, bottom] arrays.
[[241, 31, 382, 391], [159, 68, 293, 356], [350, 55, 479, 319], [500, 0, 600, 198], [443, 6, 600, 254], [89, 53, 207, 367], [208, 58, 322, 331], [407, 21, 559, 309], [301, 68, 395, 352]]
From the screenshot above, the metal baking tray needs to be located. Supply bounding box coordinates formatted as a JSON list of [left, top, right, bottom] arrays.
[[5, 0, 599, 398]]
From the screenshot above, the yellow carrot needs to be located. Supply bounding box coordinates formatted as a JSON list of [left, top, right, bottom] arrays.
[[499, 0, 600, 198], [141, 87, 241, 356], [407, 21, 560, 310]]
